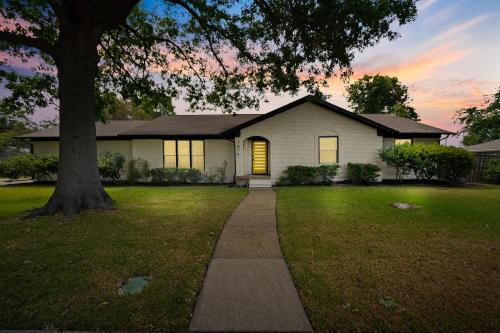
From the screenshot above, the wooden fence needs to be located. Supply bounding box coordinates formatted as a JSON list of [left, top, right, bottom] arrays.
[[467, 153, 499, 184]]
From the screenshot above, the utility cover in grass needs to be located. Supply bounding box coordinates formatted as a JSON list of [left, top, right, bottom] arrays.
[[119, 276, 151, 295], [392, 202, 420, 210]]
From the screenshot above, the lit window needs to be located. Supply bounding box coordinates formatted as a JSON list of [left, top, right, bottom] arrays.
[[395, 139, 412, 146], [319, 137, 338, 164], [163, 140, 204, 170], [177, 140, 191, 168], [191, 140, 205, 170], [164, 140, 177, 168]]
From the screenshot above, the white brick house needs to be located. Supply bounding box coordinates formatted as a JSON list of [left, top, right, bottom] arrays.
[[20, 96, 452, 187]]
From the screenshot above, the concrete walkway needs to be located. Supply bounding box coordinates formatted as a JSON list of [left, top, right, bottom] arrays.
[[189, 189, 312, 332]]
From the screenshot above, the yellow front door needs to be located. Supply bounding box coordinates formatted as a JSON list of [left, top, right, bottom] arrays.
[[252, 140, 268, 175]]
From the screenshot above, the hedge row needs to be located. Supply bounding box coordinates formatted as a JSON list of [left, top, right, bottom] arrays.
[[0, 152, 229, 184], [379, 143, 474, 183], [0, 145, 480, 185], [277, 165, 339, 185], [0, 154, 58, 181]]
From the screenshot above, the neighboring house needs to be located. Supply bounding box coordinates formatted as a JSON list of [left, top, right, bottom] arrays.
[[464, 139, 500, 155], [464, 139, 500, 184], [18, 96, 451, 187]]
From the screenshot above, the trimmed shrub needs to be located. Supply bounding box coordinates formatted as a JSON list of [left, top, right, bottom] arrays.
[[98, 152, 125, 181], [347, 163, 381, 185], [379, 143, 474, 183], [0, 154, 58, 181], [177, 168, 202, 183], [0, 155, 34, 179], [484, 157, 500, 184], [436, 146, 474, 183], [316, 165, 340, 184], [279, 166, 316, 185], [150, 168, 202, 184], [277, 165, 339, 185], [126, 158, 151, 183], [32, 154, 58, 181]]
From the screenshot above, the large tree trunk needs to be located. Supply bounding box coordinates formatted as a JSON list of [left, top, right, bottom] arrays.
[[33, 24, 112, 216]]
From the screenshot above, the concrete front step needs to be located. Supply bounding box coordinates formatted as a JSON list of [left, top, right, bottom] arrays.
[[248, 178, 272, 188]]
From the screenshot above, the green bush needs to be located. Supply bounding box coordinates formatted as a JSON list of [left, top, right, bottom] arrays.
[[0, 154, 58, 181], [32, 154, 58, 180], [379, 143, 474, 183], [126, 158, 151, 183], [98, 152, 125, 181], [150, 168, 202, 184], [436, 146, 474, 183], [347, 163, 381, 184], [378, 143, 413, 179], [483, 157, 500, 184], [0, 155, 33, 179], [278, 165, 339, 185]]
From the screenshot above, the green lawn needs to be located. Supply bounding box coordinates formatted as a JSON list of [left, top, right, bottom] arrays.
[[277, 186, 500, 333], [0, 186, 246, 332]]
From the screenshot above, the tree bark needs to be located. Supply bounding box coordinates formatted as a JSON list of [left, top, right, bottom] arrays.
[[32, 21, 112, 216]]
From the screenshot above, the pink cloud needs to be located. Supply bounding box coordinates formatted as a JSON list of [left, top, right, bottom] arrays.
[[351, 43, 470, 82]]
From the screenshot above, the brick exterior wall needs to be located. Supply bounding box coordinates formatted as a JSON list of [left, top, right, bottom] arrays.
[[235, 102, 384, 183]]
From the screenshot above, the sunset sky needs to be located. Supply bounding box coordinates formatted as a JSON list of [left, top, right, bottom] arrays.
[[2, 0, 499, 146], [243, 0, 500, 145]]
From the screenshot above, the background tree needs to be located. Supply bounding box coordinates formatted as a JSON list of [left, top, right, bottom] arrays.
[[345, 74, 420, 120], [0, 69, 58, 157], [455, 87, 500, 145], [99, 93, 168, 120], [0, 123, 31, 157], [0, 119, 57, 158], [0, 0, 417, 216]]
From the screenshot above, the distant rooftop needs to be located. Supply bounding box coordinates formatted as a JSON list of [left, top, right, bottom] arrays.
[[464, 139, 500, 153], [359, 114, 453, 135]]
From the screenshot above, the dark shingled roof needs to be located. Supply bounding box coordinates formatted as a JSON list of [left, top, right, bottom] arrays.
[[121, 114, 261, 136], [464, 139, 500, 152], [359, 114, 453, 135], [18, 97, 452, 139], [18, 120, 149, 139]]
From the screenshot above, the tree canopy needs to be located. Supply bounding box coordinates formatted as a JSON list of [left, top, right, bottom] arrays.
[[1, 1, 418, 118], [0, 0, 417, 215], [345, 74, 420, 120], [455, 87, 500, 146], [98, 93, 169, 120]]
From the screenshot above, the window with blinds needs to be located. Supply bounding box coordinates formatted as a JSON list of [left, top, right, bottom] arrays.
[[163, 140, 204, 170], [319, 137, 338, 164]]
